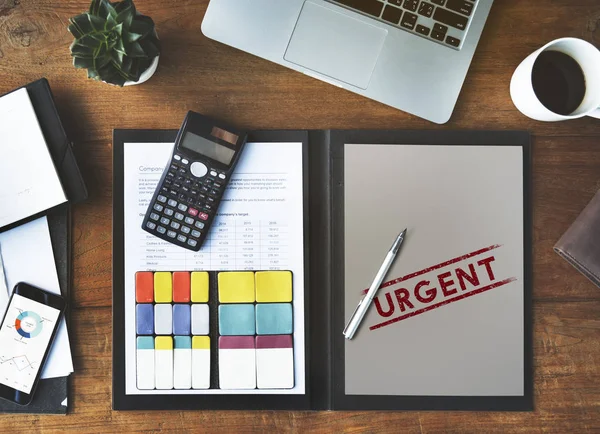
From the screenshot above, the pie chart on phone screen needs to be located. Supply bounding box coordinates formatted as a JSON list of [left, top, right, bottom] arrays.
[[14, 311, 43, 338]]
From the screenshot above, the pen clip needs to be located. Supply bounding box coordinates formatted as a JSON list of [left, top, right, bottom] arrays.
[[343, 297, 363, 335]]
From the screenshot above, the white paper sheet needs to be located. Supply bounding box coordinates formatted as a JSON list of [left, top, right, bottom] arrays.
[[0, 89, 67, 228], [123, 142, 305, 395], [0, 217, 73, 379]]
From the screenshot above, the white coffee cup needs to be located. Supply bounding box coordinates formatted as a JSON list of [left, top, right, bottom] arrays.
[[510, 38, 600, 121]]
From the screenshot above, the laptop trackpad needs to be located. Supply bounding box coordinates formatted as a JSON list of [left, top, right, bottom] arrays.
[[284, 1, 387, 90]]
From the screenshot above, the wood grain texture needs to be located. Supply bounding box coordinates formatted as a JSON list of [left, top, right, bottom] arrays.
[[0, 0, 599, 432]]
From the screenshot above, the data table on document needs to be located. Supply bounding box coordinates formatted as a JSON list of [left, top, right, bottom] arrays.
[[139, 219, 289, 270]]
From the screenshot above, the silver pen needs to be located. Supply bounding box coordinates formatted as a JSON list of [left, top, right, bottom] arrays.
[[343, 229, 407, 340]]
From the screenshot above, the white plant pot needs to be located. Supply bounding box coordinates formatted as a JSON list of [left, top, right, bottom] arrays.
[[124, 55, 159, 86]]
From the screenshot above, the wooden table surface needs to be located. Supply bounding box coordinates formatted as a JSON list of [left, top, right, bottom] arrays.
[[1, 0, 599, 432]]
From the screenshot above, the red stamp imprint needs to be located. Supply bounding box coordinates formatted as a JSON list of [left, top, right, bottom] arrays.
[[366, 244, 517, 331]]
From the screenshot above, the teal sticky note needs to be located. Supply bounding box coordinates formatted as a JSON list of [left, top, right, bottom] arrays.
[[255, 303, 293, 335], [137, 336, 155, 350], [174, 335, 192, 349], [218, 304, 255, 336]]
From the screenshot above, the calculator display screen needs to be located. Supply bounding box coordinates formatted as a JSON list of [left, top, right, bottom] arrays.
[[181, 132, 235, 165]]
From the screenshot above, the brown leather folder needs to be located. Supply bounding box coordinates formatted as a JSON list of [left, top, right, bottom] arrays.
[[555, 189, 600, 288]]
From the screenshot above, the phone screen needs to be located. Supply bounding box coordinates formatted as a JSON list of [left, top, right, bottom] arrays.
[[0, 294, 61, 394]]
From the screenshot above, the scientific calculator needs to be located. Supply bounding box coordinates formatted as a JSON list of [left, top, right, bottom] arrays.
[[142, 112, 247, 251]]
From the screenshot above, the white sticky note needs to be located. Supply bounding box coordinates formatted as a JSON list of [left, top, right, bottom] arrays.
[[154, 304, 173, 335], [218, 336, 256, 389], [155, 337, 173, 390], [136, 337, 155, 390], [174, 336, 192, 390], [191, 304, 209, 335], [256, 335, 294, 389], [192, 336, 210, 389]]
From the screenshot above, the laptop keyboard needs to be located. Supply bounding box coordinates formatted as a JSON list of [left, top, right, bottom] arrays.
[[327, 0, 478, 50]]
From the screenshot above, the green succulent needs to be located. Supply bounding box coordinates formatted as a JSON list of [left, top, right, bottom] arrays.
[[68, 0, 160, 86]]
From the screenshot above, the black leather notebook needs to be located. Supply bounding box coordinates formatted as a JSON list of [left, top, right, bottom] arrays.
[[0, 79, 87, 414], [112, 129, 532, 411]]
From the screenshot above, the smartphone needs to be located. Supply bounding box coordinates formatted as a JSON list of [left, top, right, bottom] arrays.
[[0, 282, 66, 405]]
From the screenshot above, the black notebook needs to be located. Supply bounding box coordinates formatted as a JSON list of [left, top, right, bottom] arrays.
[[113, 129, 532, 411], [0, 79, 87, 414]]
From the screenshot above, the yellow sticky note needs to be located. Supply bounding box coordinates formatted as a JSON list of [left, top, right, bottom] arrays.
[[191, 272, 209, 302], [218, 272, 255, 303], [154, 272, 172, 303], [155, 336, 173, 350], [255, 271, 293, 302], [192, 336, 210, 350]]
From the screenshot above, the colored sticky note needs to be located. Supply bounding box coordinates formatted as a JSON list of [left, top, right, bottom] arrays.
[[255, 271, 292, 302], [256, 303, 293, 335], [218, 272, 255, 303], [154, 272, 173, 303], [173, 272, 191, 303], [154, 304, 173, 335], [218, 304, 255, 336], [191, 272, 209, 303], [256, 335, 294, 389], [155, 337, 173, 390], [219, 336, 256, 389], [136, 272, 154, 303], [136, 304, 154, 335], [192, 336, 210, 389], [174, 336, 192, 390], [136, 337, 155, 390], [191, 304, 209, 335], [173, 304, 191, 335]]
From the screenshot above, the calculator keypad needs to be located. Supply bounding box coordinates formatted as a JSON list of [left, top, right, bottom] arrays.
[[143, 154, 229, 251]]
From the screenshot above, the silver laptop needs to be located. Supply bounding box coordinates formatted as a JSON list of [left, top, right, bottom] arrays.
[[202, 0, 494, 124]]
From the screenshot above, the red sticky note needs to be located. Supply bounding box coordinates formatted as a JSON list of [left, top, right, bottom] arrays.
[[136, 272, 154, 303], [173, 272, 191, 303]]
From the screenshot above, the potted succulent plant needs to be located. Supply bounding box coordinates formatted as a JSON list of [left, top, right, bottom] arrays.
[[68, 0, 160, 86]]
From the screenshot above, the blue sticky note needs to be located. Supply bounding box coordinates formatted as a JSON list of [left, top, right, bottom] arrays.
[[256, 303, 293, 335], [174, 336, 192, 349], [136, 304, 154, 335], [173, 304, 191, 335], [218, 304, 255, 336]]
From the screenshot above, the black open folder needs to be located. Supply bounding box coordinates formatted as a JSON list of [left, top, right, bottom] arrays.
[[0, 79, 87, 414], [113, 129, 532, 411]]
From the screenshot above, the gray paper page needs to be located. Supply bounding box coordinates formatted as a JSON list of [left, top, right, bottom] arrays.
[[344, 144, 524, 396]]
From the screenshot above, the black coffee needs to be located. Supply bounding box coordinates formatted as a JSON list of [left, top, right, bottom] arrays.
[[531, 50, 586, 115]]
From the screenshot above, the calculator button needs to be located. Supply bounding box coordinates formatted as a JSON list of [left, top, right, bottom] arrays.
[[191, 189, 198, 196], [198, 212, 209, 221], [194, 221, 205, 229], [176, 176, 185, 183], [168, 199, 177, 207], [161, 186, 169, 193], [167, 230, 177, 238], [205, 178, 213, 185], [182, 159, 189, 165], [184, 217, 194, 225], [177, 203, 188, 212], [184, 179, 192, 186], [213, 182, 222, 189], [181, 226, 191, 234], [157, 195, 167, 203], [204, 204, 213, 212], [170, 164, 178, 171], [191, 230, 202, 238], [167, 171, 176, 178], [174, 155, 182, 161], [160, 217, 170, 225], [171, 221, 181, 230], [169, 189, 178, 196], [187, 239, 198, 247], [209, 170, 217, 177], [164, 179, 172, 186], [150, 213, 160, 221], [188, 208, 199, 217], [190, 162, 208, 178], [201, 186, 209, 193], [153, 203, 164, 212], [218, 173, 226, 180], [178, 168, 186, 175], [146, 222, 157, 230], [177, 234, 187, 243], [157, 226, 167, 234], [174, 182, 182, 189], [164, 208, 174, 217], [175, 212, 184, 221], [209, 190, 219, 197]]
